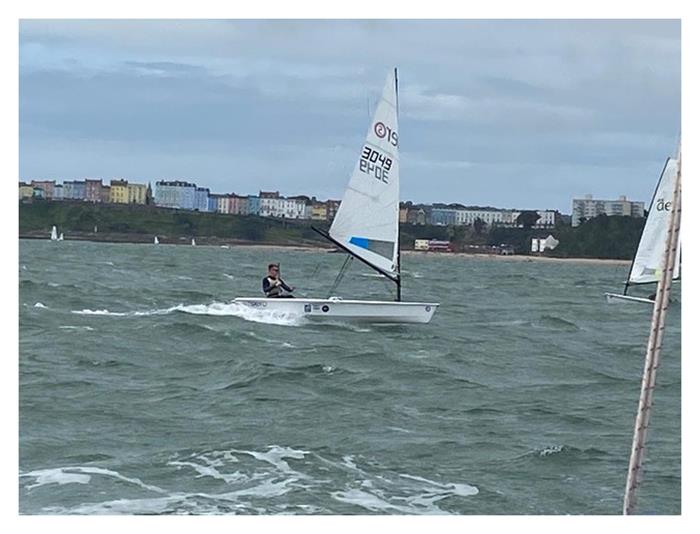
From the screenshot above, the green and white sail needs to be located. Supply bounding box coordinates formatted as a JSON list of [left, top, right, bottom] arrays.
[[329, 71, 400, 278], [628, 157, 681, 285]]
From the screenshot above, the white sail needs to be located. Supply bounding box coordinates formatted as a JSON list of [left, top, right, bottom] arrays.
[[58, 233, 64, 241], [191, 238, 196, 246], [50, 226, 58, 241], [154, 236, 159, 245], [329, 71, 400, 277], [629, 157, 681, 284]]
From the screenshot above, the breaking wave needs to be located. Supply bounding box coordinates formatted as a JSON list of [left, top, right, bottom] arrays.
[[71, 301, 305, 326], [22, 445, 478, 515]]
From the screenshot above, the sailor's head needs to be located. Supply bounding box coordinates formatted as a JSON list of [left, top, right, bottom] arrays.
[[268, 263, 280, 278]]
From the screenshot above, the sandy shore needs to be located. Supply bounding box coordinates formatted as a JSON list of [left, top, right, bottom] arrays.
[[402, 250, 631, 266]]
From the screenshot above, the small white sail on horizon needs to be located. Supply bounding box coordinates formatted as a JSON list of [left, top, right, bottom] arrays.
[[154, 236, 160, 245], [50, 226, 58, 241], [606, 156, 681, 304], [58, 233, 64, 241], [191, 238, 196, 246], [328, 71, 400, 278]]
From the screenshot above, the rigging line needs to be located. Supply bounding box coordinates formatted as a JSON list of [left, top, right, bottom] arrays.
[[327, 255, 354, 298]]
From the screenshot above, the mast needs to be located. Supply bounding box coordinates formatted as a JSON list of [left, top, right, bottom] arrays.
[[395, 67, 401, 302], [623, 150, 681, 514]]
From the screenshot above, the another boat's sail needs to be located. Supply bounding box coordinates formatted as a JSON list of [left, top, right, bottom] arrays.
[[58, 233, 64, 241], [191, 238, 196, 246], [154, 236, 159, 245], [50, 226, 58, 241], [628, 157, 681, 286], [328, 71, 400, 278]]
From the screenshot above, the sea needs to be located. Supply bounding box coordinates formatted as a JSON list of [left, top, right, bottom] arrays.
[[18, 239, 681, 515]]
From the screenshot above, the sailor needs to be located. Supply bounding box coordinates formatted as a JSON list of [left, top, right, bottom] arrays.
[[262, 263, 295, 298]]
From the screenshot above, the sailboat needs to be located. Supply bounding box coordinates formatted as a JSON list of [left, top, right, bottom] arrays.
[[50, 226, 58, 241], [234, 69, 439, 323], [154, 236, 160, 245], [58, 232, 64, 241], [605, 155, 681, 304], [191, 238, 196, 246]]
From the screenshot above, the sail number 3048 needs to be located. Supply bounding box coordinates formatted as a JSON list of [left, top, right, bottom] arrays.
[[360, 146, 392, 184]]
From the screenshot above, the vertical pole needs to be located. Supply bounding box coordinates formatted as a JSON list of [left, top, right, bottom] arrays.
[[623, 155, 681, 514], [394, 67, 401, 302]]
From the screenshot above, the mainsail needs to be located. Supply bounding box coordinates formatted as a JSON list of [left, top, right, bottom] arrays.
[[628, 157, 681, 286], [328, 71, 400, 278]]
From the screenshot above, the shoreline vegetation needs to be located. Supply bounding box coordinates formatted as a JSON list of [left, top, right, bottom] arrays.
[[19, 200, 640, 266], [18, 232, 630, 266]]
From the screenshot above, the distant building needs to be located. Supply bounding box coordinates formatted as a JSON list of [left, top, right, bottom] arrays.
[[194, 187, 210, 212], [127, 183, 148, 204], [63, 180, 86, 200], [259, 191, 282, 217], [326, 199, 341, 222], [399, 205, 409, 224], [53, 184, 64, 200], [19, 182, 34, 199], [109, 179, 129, 204], [285, 196, 310, 219], [31, 180, 55, 199], [407, 207, 427, 225], [154, 180, 197, 210], [430, 208, 457, 226], [100, 185, 111, 203], [85, 179, 103, 202], [572, 195, 645, 227], [310, 202, 328, 220], [247, 195, 261, 216], [229, 194, 249, 215], [216, 195, 230, 214], [207, 194, 219, 213]]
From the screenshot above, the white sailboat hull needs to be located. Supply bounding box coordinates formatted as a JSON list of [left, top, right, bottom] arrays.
[[605, 292, 655, 304], [234, 297, 438, 324]]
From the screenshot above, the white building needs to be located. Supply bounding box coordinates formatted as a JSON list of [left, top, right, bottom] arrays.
[[572, 195, 645, 227]]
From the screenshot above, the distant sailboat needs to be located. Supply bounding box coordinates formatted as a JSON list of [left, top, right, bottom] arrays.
[[58, 233, 64, 241], [50, 226, 58, 241], [154, 236, 160, 245], [605, 155, 681, 304], [191, 238, 196, 246]]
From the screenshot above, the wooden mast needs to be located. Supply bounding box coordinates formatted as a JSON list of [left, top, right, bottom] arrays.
[[622, 149, 682, 514]]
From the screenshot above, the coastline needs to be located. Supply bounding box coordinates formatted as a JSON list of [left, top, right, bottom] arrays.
[[19, 232, 630, 265], [402, 250, 631, 266]]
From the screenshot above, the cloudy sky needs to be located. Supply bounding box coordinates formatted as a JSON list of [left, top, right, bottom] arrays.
[[19, 19, 680, 213]]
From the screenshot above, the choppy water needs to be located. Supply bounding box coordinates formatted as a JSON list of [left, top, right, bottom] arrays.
[[18, 239, 681, 514]]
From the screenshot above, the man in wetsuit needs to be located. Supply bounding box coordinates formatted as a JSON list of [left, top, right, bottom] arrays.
[[262, 263, 295, 298]]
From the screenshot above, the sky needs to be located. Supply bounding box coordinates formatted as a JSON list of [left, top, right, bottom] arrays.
[[18, 19, 681, 213]]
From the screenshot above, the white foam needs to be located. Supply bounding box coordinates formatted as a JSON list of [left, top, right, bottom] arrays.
[[59, 326, 95, 331], [20, 466, 167, 494], [21, 468, 91, 489], [33, 302, 47, 309], [167, 460, 247, 485], [234, 445, 309, 474], [175, 302, 306, 327], [332, 488, 408, 512]]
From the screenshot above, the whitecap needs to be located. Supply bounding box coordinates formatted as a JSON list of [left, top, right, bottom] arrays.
[[175, 302, 306, 327], [21, 468, 91, 490], [33, 302, 47, 309]]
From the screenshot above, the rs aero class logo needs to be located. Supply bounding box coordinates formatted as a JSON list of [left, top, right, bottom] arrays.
[[374, 122, 399, 147]]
